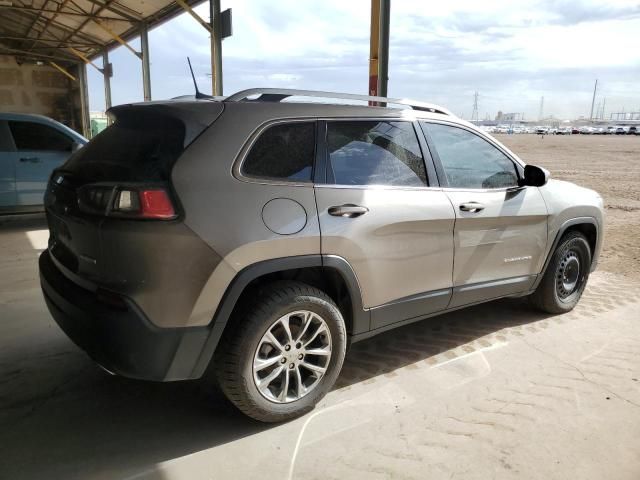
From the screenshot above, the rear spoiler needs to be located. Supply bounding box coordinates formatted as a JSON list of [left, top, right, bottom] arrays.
[[107, 101, 224, 147]]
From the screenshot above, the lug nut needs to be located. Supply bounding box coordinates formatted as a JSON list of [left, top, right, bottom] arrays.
[[296, 342, 302, 349], [280, 358, 286, 364], [298, 354, 304, 360], [289, 363, 295, 369], [284, 345, 291, 351]]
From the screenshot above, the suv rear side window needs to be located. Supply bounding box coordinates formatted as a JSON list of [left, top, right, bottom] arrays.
[[423, 122, 518, 189], [327, 121, 427, 187], [242, 122, 315, 182], [9, 121, 72, 152]]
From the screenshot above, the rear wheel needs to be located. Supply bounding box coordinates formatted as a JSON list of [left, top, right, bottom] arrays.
[[214, 281, 347, 422], [530, 231, 591, 314]]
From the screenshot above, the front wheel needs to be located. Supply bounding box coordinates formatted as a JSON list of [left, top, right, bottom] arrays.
[[530, 231, 592, 314], [214, 281, 347, 422]]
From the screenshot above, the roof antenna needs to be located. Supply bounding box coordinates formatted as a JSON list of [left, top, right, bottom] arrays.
[[187, 57, 213, 99]]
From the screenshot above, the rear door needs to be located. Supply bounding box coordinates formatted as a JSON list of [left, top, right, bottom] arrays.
[[421, 121, 548, 308], [315, 119, 455, 332], [8, 120, 75, 206], [0, 120, 17, 208]]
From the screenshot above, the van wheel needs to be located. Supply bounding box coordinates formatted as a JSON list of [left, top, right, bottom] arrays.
[[214, 281, 347, 422], [530, 232, 591, 314]]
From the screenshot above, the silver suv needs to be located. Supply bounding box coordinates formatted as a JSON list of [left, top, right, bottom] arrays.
[[39, 89, 604, 422]]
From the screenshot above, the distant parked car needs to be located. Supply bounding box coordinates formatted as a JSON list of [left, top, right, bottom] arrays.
[[605, 126, 616, 135], [535, 126, 549, 134], [579, 126, 594, 134], [628, 126, 638, 135], [557, 127, 572, 135], [571, 127, 580, 134], [615, 126, 628, 135], [1, 113, 87, 213]]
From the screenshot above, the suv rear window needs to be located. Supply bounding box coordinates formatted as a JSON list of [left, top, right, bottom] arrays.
[[242, 122, 315, 182], [65, 110, 185, 183]]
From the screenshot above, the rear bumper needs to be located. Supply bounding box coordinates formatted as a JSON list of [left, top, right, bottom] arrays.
[[39, 250, 220, 381]]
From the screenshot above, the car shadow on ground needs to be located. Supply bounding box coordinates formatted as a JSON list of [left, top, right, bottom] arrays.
[[0, 291, 555, 480]]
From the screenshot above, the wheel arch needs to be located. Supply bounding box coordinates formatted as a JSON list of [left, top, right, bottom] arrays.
[[190, 255, 368, 378], [532, 216, 599, 291]]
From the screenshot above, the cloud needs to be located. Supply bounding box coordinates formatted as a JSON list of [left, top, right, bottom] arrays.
[[87, 0, 640, 120]]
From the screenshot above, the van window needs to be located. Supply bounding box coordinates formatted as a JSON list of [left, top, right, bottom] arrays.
[[327, 121, 427, 187], [9, 121, 73, 152], [242, 122, 316, 182]]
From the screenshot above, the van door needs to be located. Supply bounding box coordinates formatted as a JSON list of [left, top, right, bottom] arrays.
[[315, 120, 455, 332], [0, 121, 17, 208], [8, 120, 74, 207]]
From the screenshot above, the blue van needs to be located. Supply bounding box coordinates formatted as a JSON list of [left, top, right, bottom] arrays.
[[0, 113, 87, 213]]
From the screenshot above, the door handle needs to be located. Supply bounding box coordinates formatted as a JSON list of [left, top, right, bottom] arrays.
[[459, 202, 485, 213], [20, 157, 40, 163], [328, 204, 369, 218]]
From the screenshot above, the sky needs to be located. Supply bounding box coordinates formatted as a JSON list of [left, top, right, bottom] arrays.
[[87, 0, 640, 120]]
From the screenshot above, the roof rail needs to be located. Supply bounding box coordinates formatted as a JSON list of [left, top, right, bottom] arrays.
[[225, 88, 453, 116]]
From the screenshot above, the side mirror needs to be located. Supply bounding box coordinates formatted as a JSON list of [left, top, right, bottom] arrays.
[[520, 164, 549, 187]]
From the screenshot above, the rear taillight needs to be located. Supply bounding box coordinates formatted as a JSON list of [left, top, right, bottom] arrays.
[[78, 184, 177, 220]]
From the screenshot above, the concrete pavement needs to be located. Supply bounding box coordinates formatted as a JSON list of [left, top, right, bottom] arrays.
[[1, 217, 639, 480]]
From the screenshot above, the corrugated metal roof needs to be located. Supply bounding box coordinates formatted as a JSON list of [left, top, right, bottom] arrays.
[[0, 0, 204, 64]]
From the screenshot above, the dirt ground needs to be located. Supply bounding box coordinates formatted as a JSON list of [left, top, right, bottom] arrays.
[[497, 134, 640, 280]]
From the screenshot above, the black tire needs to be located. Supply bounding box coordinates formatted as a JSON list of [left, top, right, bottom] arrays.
[[214, 280, 347, 422], [530, 231, 592, 314]]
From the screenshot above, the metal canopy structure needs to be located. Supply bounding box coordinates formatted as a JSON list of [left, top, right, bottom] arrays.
[[0, 0, 204, 65], [0, 0, 223, 136]]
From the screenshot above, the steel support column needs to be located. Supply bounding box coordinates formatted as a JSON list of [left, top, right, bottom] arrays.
[[368, 0, 380, 98], [210, 0, 222, 96], [378, 0, 390, 98], [77, 63, 91, 138], [140, 23, 151, 101], [103, 50, 112, 115]]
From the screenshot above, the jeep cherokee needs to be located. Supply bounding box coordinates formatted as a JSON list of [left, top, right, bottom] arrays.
[[39, 88, 604, 422]]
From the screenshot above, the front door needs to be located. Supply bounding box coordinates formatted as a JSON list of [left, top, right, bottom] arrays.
[[8, 120, 74, 206], [421, 121, 548, 308], [315, 120, 456, 331]]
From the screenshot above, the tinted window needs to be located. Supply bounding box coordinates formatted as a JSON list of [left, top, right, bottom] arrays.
[[424, 123, 518, 189], [327, 121, 427, 186], [65, 111, 185, 183], [9, 121, 73, 152], [242, 122, 315, 181]]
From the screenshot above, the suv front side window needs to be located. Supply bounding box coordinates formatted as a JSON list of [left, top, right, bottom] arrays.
[[242, 122, 316, 182], [422, 122, 518, 189], [327, 121, 428, 187]]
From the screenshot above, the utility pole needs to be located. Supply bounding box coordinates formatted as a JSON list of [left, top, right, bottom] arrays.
[[471, 91, 479, 124], [539, 96, 544, 121], [589, 79, 598, 121], [601, 97, 606, 120]]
